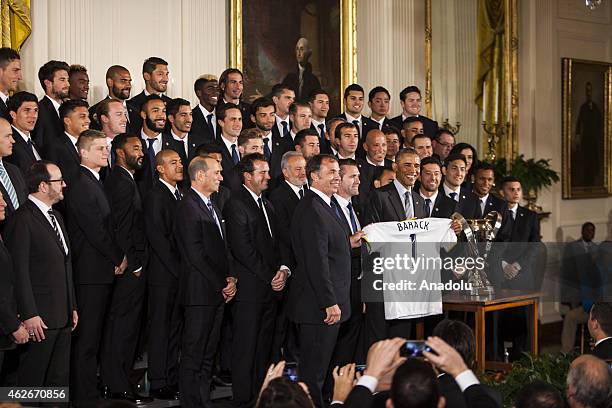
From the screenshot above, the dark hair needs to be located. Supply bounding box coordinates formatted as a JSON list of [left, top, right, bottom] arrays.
[[194, 75, 217, 94], [334, 122, 357, 142], [7, 91, 38, 118], [390, 359, 440, 408], [473, 161, 495, 174], [256, 377, 314, 408], [306, 154, 337, 184], [402, 116, 424, 130], [294, 128, 319, 148], [111, 133, 139, 155], [59, 99, 89, 120], [68, 64, 87, 79], [443, 153, 467, 167], [0, 47, 20, 69], [338, 158, 358, 169], [343, 83, 364, 100], [251, 97, 276, 116], [217, 102, 241, 122], [384, 125, 404, 146], [26, 160, 53, 194], [195, 143, 223, 157], [395, 147, 418, 164], [450, 143, 478, 170], [38, 60, 70, 91], [514, 381, 565, 408], [142, 57, 168, 75], [289, 102, 310, 116], [500, 176, 521, 188], [420, 156, 442, 171], [237, 152, 267, 183], [219, 68, 243, 93], [271, 83, 293, 99], [434, 128, 455, 141], [166, 98, 191, 118], [238, 128, 262, 147], [411, 133, 431, 145], [432, 319, 476, 368], [591, 302, 612, 335], [368, 86, 391, 102], [399, 86, 421, 102], [582, 222, 595, 231], [307, 88, 329, 103], [95, 98, 123, 122], [325, 117, 346, 132], [141, 94, 163, 113]]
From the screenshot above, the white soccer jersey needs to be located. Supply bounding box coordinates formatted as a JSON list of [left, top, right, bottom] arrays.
[[363, 218, 457, 320]]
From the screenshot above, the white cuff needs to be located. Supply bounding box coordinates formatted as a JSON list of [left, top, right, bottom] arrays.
[[356, 375, 378, 393], [280, 265, 291, 277], [454, 370, 479, 392]]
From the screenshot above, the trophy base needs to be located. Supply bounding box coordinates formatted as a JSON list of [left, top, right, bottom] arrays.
[[469, 285, 495, 297]]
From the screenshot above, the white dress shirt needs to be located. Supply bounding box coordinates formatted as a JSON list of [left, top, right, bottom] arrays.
[[141, 130, 163, 156], [443, 182, 461, 201], [285, 180, 305, 199], [81, 164, 101, 180], [12, 126, 41, 160], [334, 194, 361, 233], [310, 186, 331, 206]]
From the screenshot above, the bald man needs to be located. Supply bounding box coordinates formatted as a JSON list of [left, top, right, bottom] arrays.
[[356, 129, 392, 200], [566, 355, 612, 408], [89, 65, 140, 132], [281, 37, 322, 102]]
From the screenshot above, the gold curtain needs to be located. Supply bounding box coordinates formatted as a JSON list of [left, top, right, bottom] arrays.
[[475, 0, 507, 126], [1, 0, 31, 51]]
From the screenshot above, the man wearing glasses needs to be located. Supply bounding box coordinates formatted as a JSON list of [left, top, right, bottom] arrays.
[[432, 129, 455, 163]]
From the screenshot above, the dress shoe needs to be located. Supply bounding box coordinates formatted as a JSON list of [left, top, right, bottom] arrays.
[[149, 385, 179, 400], [110, 391, 154, 404], [213, 369, 232, 387]]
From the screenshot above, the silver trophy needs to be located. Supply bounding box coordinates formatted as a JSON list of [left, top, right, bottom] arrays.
[[452, 211, 502, 296]]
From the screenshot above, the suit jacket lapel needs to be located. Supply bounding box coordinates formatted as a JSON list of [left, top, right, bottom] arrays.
[[388, 187, 406, 220], [27, 201, 65, 254]]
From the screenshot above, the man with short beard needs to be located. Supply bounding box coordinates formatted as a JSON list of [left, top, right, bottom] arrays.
[[191, 75, 219, 143], [34, 60, 70, 148], [101, 133, 151, 404], [166, 98, 204, 169], [418, 156, 457, 219], [136, 94, 170, 196], [251, 97, 286, 179], [90, 65, 140, 133]]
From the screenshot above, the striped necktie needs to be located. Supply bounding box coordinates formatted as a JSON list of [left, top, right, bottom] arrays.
[[0, 163, 19, 209]]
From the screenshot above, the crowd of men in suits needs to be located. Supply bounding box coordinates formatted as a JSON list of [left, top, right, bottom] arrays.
[[0, 47, 601, 408]]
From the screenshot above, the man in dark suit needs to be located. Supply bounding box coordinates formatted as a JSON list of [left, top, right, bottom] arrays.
[[33, 60, 70, 149], [308, 89, 332, 154], [176, 156, 237, 408], [45, 99, 90, 185], [0, 48, 22, 120], [225, 153, 289, 407], [6, 91, 42, 173], [287, 154, 355, 407], [96, 98, 128, 181], [432, 129, 456, 163], [0, 117, 27, 223], [472, 162, 506, 218], [0, 195, 29, 369], [368, 86, 393, 130], [357, 129, 392, 202], [287, 102, 313, 145], [66, 130, 127, 406], [223, 128, 264, 192], [294, 128, 321, 162], [440, 153, 479, 219], [215, 103, 243, 181], [165, 98, 205, 171], [217, 68, 252, 129], [100, 133, 151, 403], [195, 143, 232, 212], [282, 38, 322, 102], [364, 149, 426, 346], [389, 86, 438, 138], [587, 302, 612, 360], [418, 156, 457, 219], [339, 84, 379, 146], [128, 57, 171, 132], [251, 97, 287, 180], [89, 65, 140, 133], [144, 150, 183, 400], [271, 83, 295, 141], [4, 161, 77, 387], [268, 151, 306, 361], [191, 75, 219, 143]]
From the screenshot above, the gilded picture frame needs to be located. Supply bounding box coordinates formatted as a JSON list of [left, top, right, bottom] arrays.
[[229, 0, 356, 115], [561, 58, 612, 199]]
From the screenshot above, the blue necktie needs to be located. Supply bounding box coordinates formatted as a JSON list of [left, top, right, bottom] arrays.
[[146, 138, 156, 173], [263, 137, 271, 160], [231, 144, 239, 165], [347, 202, 358, 234], [0, 163, 19, 210], [281, 121, 289, 138], [330, 196, 343, 220], [206, 200, 223, 237], [424, 198, 432, 217]]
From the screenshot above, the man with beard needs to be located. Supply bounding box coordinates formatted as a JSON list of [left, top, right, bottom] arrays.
[[251, 97, 286, 179], [418, 156, 456, 219], [308, 89, 331, 153], [90, 65, 140, 133], [166, 98, 204, 173], [101, 133, 151, 404], [0, 48, 22, 120], [282, 37, 322, 102], [145, 150, 183, 400], [46, 99, 90, 185], [217, 68, 252, 129], [136, 94, 170, 196], [129, 57, 171, 133], [5, 92, 42, 174], [191, 75, 219, 143], [68, 64, 89, 101], [34, 60, 70, 149]]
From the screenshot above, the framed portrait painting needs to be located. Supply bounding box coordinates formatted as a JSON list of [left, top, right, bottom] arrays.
[[561, 58, 612, 199], [229, 0, 356, 116]]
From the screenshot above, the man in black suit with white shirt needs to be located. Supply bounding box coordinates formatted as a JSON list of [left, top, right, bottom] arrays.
[[419, 156, 457, 219], [339, 84, 379, 152], [144, 150, 184, 400], [368, 86, 393, 130], [191, 75, 219, 143], [66, 130, 127, 406], [251, 97, 287, 180], [4, 161, 77, 387], [6, 92, 42, 173], [166, 98, 205, 170], [0, 48, 21, 120], [389, 86, 438, 138], [128, 57, 171, 132], [33, 60, 70, 149], [308, 89, 331, 153], [176, 156, 237, 408], [587, 302, 612, 360], [215, 103, 243, 180], [472, 162, 505, 218], [287, 154, 355, 407], [440, 153, 479, 219], [217, 68, 252, 129], [0, 117, 27, 225]]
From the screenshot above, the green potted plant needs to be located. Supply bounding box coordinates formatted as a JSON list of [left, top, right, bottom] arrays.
[[491, 155, 559, 211]]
